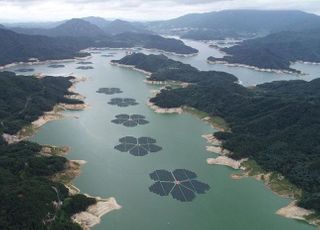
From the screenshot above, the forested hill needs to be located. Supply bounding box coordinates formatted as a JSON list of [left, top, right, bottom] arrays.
[[0, 28, 91, 66], [0, 71, 83, 135], [118, 53, 320, 213], [0, 28, 197, 66], [111, 53, 235, 84], [0, 71, 96, 229], [208, 29, 320, 72]]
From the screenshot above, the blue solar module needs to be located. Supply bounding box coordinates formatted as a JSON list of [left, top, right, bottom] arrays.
[[114, 136, 162, 157], [149, 169, 210, 202]]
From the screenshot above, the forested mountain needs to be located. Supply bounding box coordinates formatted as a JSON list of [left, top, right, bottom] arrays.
[[48, 18, 106, 37], [0, 71, 95, 229], [149, 10, 320, 40], [82, 16, 111, 29], [0, 28, 91, 66], [113, 53, 320, 213], [11, 18, 106, 38], [92, 18, 150, 35], [0, 28, 197, 66], [11, 17, 151, 37], [112, 33, 198, 54], [208, 29, 320, 71], [0, 72, 82, 134]]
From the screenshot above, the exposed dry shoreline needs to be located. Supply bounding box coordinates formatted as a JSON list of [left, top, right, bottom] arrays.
[[202, 134, 246, 170], [1, 73, 120, 229], [202, 134, 318, 227], [110, 54, 319, 227], [2, 77, 88, 144], [147, 101, 183, 114], [0, 55, 91, 70], [110, 62, 152, 76], [72, 197, 122, 230]]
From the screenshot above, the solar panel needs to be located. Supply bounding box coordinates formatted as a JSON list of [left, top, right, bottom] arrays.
[[149, 169, 210, 202], [114, 136, 162, 156], [111, 114, 149, 127], [108, 98, 138, 107], [97, 88, 123, 95]]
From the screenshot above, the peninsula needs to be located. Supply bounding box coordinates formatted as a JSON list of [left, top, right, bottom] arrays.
[[112, 53, 320, 226]]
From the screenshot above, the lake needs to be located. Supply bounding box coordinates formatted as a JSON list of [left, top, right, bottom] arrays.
[[6, 40, 318, 230]]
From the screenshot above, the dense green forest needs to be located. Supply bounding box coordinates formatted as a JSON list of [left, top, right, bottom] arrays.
[[114, 53, 320, 212], [112, 53, 236, 84], [0, 71, 83, 134], [208, 29, 320, 72], [0, 71, 95, 229]]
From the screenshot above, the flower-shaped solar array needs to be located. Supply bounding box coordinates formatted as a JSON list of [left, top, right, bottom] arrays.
[[97, 88, 123, 95], [108, 98, 138, 107], [77, 61, 93, 65], [149, 169, 210, 202], [114, 136, 162, 156], [111, 114, 149, 127], [48, 64, 65, 68], [76, 66, 94, 70]]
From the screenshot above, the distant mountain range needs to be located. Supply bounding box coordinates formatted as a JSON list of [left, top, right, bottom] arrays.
[[149, 10, 320, 40], [0, 21, 197, 66], [83, 17, 150, 35], [9, 17, 151, 37], [208, 29, 320, 72], [0, 28, 91, 65]]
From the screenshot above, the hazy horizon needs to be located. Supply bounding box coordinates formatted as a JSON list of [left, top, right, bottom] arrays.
[[0, 0, 320, 23]]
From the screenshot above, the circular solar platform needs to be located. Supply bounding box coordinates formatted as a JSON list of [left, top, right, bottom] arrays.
[[114, 136, 162, 156], [76, 66, 94, 70], [111, 114, 149, 127], [48, 64, 65, 68], [77, 61, 93, 65], [15, 68, 34, 73], [97, 88, 123, 95], [149, 169, 210, 202], [108, 98, 138, 107]]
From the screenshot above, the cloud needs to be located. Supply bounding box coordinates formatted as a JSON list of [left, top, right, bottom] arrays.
[[0, 0, 319, 22]]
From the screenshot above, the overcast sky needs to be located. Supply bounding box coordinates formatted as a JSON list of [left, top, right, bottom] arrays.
[[0, 0, 320, 22]]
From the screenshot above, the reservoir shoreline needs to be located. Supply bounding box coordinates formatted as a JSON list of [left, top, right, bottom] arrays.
[[1, 73, 120, 230], [111, 60, 319, 228]]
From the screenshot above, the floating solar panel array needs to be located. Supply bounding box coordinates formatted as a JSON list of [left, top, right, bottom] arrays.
[[97, 88, 123, 95], [111, 114, 149, 127], [77, 66, 94, 70], [108, 98, 138, 107], [15, 68, 34, 72], [101, 54, 114, 57], [114, 136, 162, 156], [149, 169, 210, 202], [48, 64, 65, 68], [77, 61, 93, 65]]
